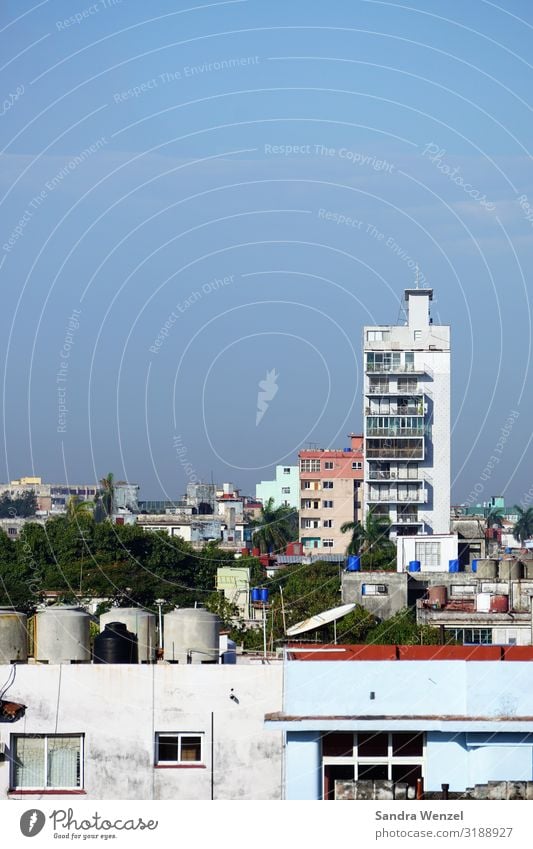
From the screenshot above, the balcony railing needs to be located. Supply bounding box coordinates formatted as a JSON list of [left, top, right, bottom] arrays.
[[366, 448, 424, 459], [394, 514, 422, 524], [366, 406, 424, 416], [368, 490, 428, 504], [366, 427, 425, 437], [368, 471, 421, 480]]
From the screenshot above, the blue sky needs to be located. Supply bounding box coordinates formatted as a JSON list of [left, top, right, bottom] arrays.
[[1, 0, 532, 504]]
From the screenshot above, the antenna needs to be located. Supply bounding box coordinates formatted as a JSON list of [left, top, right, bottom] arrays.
[[415, 263, 420, 289]]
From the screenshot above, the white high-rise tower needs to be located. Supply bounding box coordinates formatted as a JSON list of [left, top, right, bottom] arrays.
[[363, 288, 450, 536]]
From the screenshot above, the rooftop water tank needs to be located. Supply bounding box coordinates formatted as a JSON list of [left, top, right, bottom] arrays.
[[163, 608, 220, 664], [99, 608, 156, 663], [93, 622, 138, 664], [427, 586, 447, 608], [475, 559, 498, 579], [346, 555, 361, 572], [498, 560, 523, 581], [34, 606, 90, 664], [408, 560, 421, 572], [471, 559, 478, 573], [0, 609, 28, 663], [448, 559, 459, 573], [251, 588, 261, 603], [476, 593, 491, 613], [489, 594, 509, 613]]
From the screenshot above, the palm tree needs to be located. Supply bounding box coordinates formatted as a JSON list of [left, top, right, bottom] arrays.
[[341, 508, 393, 568], [485, 506, 505, 530], [99, 472, 115, 518], [340, 520, 365, 555], [66, 495, 94, 521], [252, 497, 296, 554], [513, 506, 533, 545]]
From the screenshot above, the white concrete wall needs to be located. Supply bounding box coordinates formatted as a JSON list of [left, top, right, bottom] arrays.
[[396, 534, 459, 572], [0, 664, 283, 801]]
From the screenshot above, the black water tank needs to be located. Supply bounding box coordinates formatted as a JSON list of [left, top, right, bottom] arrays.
[[93, 622, 138, 664]]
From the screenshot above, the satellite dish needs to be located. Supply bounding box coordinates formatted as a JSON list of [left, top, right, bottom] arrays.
[[286, 603, 356, 636]]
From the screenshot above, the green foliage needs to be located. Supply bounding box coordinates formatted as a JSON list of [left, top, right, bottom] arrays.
[[0, 490, 37, 518], [341, 508, 394, 568], [204, 592, 239, 628], [0, 517, 235, 612], [251, 497, 297, 554], [512, 506, 533, 544], [366, 608, 441, 646]]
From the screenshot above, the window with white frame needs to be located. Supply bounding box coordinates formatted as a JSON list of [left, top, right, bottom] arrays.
[[322, 539, 334, 547], [362, 584, 388, 595], [300, 459, 320, 472], [283, 467, 291, 474], [323, 481, 334, 489], [324, 461, 334, 470], [302, 519, 320, 529], [323, 500, 334, 508], [352, 462, 362, 470], [155, 733, 203, 765], [323, 519, 334, 528], [415, 541, 441, 568], [281, 487, 291, 494], [414, 330, 422, 341], [12, 734, 83, 790]]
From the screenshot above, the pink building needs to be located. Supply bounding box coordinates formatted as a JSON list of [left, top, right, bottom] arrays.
[[299, 435, 364, 555]]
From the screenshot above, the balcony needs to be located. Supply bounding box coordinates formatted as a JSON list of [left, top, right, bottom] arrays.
[[368, 489, 428, 504], [366, 363, 427, 374], [393, 514, 423, 525], [366, 448, 424, 460], [366, 427, 425, 438], [366, 406, 424, 416], [368, 470, 420, 480]]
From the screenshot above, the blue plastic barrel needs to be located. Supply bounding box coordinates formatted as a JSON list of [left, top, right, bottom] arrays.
[[448, 559, 459, 573], [471, 559, 478, 573], [251, 588, 261, 603], [259, 588, 269, 603], [408, 560, 421, 572], [346, 555, 361, 572], [505, 547, 512, 554]]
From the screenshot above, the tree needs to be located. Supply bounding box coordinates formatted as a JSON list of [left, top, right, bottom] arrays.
[[485, 506, 505, 530], [0, 490, 37, 518], [251, 497, 297, 554], [341, 508, 396, 569], [366, 608, 441, 645], [513, 506, 533, 544], [340, 520, 365, 555], [66, 495, 94, 521], [99, 473, 114, 517]]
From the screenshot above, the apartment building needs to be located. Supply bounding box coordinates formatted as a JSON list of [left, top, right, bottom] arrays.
[[363, 288, 450, 536], [298, 435, 364, 554], [256, 465, 299, 509]]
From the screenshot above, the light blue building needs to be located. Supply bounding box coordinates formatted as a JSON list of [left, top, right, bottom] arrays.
[[256, 465, 298, 509], [266, 646, 533, 800]]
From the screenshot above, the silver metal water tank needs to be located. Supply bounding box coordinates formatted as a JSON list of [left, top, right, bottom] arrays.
[[163, 608, 220, 664], [35, 606, 90, 664], [0, 609, 28, 663], [100, 608, 156, 663]]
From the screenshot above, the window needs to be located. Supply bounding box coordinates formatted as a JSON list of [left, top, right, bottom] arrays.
[[323, 520, 333, 528], [323, 481, 334, 489], [415, 541, 440, 567], [300, 459, 320, 473], [446, 628, 492, 645], [283, 467, 291, 475], [12, 735, 83, 790], [302, 519, 319, 529], [324, 461, 334, 470], [322, 539, 334, 548], [362, 584, 388, 596], [281, 487, 291, 494], [323, 500, 334, 508], [352, 462, 362, 470], [8, 527, 17, 536], [155, 733, 203, 765], [322, 732, 424, 800], [367, 330, 390, 342], [414, 330, 422, 341]]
